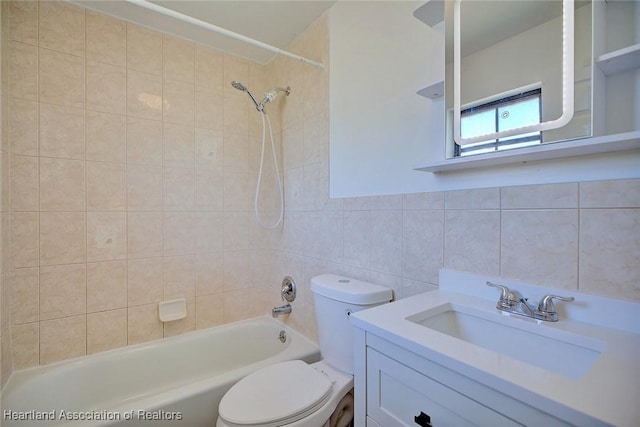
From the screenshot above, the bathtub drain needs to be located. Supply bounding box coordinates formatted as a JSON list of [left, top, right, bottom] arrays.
[[279, 330, 287, 343]]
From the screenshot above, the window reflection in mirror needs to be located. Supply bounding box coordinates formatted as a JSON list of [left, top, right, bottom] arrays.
[[445, 0, 593, 159], [458, 88, 542, 157]]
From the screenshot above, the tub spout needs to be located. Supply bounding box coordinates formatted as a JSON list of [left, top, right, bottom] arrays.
[[272, 304, 291, 318]]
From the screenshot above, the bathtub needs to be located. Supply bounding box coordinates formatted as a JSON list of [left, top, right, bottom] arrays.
[[2, 317, 320, 427]]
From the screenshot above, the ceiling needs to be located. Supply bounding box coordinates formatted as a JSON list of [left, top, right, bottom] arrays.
[[73, 0, 336, 64]]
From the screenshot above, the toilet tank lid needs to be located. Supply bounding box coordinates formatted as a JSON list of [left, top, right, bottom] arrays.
[[311, 274, 393, 305]]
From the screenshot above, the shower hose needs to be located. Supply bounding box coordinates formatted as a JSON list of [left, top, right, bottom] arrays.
[[254, 110, 284, 229]]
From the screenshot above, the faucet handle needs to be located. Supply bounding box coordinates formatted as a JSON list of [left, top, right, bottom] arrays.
[[281, 276, 297, 302], [486, 281, 522, 307], [537, 294, 575, 314], [486, 281, 509, 299]]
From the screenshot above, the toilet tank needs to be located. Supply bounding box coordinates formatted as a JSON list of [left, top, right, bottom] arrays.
[[311, 274, 392, 374]]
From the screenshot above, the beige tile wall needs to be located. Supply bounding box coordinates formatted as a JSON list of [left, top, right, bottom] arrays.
[[2, 0, 14, 388], [4, 2, 639, 374], [6, 0, 280, 370]]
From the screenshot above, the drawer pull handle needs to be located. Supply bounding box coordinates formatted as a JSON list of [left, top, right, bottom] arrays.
[[414, 411, 433, 427]]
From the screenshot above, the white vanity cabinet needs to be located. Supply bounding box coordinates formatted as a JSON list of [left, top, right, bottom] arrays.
[[355, 331, 572, 427], [351, 271, 640, 427]]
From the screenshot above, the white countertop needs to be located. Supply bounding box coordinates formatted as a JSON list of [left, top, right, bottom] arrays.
[[351, 288, 640, 427]]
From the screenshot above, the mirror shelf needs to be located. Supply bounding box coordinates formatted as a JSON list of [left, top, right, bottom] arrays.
[[597, 43, 640, 76], [414, 1, 444, 101], [414, 130, 640, 173], [413, 0, 444, 28], [417, 81, 444, 99]]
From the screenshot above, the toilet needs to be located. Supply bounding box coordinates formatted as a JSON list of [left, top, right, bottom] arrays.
[[216, 274, 393, 427]]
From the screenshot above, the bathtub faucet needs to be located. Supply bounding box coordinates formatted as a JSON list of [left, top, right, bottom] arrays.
[[272, 304, 291, 318]]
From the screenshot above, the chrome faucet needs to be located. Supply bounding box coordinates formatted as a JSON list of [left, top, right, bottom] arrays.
[[486, 282, 574, 322], [272, 276, 296, 318], [272, 304, 291, 318]]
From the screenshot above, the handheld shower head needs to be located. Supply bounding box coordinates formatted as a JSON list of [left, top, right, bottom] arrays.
[[231, 81, 247, 92], [230, 80, 261, 110]]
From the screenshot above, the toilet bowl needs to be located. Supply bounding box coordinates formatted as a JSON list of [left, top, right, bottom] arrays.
[[216, 274, 392, 427]]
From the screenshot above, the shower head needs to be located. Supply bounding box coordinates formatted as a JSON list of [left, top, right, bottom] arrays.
[[231, 81, 248, 92], [230, 80, 261, 110], [231, 81, 291, 112]]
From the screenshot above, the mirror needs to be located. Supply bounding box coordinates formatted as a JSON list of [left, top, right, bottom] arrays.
[[445, 0, 592, 158]]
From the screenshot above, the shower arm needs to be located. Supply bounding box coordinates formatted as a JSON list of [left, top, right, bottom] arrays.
[[272, 87, 291, 96], [258, 86, 291, 109]]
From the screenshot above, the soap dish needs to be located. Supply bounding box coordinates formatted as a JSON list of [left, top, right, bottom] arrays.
[[158, 298, 187, 322]]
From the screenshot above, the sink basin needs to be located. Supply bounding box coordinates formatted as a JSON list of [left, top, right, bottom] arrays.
[[406, 303, 606, 380]]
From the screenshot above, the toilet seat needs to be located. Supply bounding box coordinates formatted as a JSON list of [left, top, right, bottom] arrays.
[[218, 360, 334, 427]]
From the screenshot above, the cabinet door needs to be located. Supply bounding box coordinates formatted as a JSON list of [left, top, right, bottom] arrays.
[[366, 349, 522, 427]]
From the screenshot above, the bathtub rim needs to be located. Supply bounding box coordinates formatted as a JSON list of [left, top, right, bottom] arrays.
[[2, 315, 319, 396]]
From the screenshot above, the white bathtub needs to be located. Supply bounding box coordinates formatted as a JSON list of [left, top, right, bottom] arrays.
[[2, 317, 320, 427]]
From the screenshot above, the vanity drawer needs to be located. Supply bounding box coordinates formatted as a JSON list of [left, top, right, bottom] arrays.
[[366, 348, 519, 427]]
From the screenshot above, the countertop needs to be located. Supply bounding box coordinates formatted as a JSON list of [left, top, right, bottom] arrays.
[[351, 288, 640, 427]]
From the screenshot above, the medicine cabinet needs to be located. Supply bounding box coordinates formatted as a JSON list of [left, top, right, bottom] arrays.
[[414, 0, 640, 172]]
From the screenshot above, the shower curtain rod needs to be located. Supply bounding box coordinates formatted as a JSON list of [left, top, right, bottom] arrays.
[[124, 0, 325, 69]]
